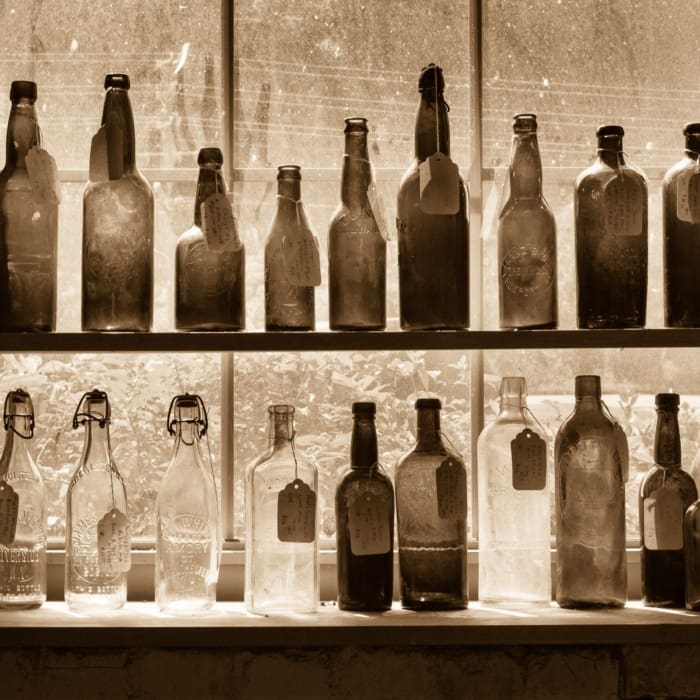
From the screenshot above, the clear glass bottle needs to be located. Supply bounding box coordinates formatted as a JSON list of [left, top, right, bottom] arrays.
[[335, 402, 393, 611], [245, 405, 318, 614], [83, 74, 154, 331], [0, 389, 46, 608], [575, 125, 648, 328], [396, 64, 469, 330], [639, 393, 697, 607], [65, 390, 130, 611], [477, 377, 550, 604], [555, 375, 627, 608], [175, 147, 245, 331], [156, 394, 220, 614], [395, 398, 467, 610], [328, 118, 386, 330], [0, 81, 58, 332], [498, 114, 557, 329], [264, 165, 315, 331]]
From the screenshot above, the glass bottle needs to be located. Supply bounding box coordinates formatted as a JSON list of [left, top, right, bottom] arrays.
[[83, 74, 154, 331], [639, 393, 697, 607], [395, 398, 467, 610], [156, 394, 220, 614], [335, 402, 394, 611], [0, 389, 46, 608], [575, 125, 648, 329], [0, 81, 58, 332], [328, 118, 386, 330], [396, 64, 469, 330], [685, 498, 700, 610], [245, 405, 318, 614], [477, 377, 550, 604], [175, 147, 245, 331], [264, 165, 315, 331], [555, 375, 627, 608], [65, 390, 130, 611], [498, 114, 557, 329]]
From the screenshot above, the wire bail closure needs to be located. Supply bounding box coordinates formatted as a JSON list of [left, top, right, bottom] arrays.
[[72, 389, 110, 429], [167, 393, 208, 439], [3, 388, 35, 439]]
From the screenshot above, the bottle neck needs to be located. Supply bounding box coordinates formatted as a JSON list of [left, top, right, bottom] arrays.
[[415, 90, 450, 161], [101, 88, 136, 171], [350, 417, 378, 468], [6, 100, 40, 169], [415, 409, 444, 450], [276, 178, 301, 217], [597, 137, 625, 169], [82, 420, 112, 464], [341, 133, 370, 212], [498, 393, 527, 421], [654, 409, 681, 469], [685, 133, 700, 159], [508, 133, 543, 200], [0, 417, 31, 471], [268, 412, 295, 447], [194, 166, 226, 227]]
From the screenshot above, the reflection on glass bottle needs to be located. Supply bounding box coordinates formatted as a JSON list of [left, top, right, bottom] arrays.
[[245, 405, 318, 614], [396, 64, 469, 330], [575, 125, 647, 329], [498, 114, 557, 329], [555, 375, 627, 608], [65, 390, 130, 611], [396, 398, 467, 610], [265, 166, 315, 331], [335, 402, 393, 611], [0, 81, 58, 331], [83, 74, 154, 331], [176, 148, 245, 331], [639, 393, 697, 608], [0, 390, 46, 608], [329, 118, 386, 330], [156, 394, 220, 614], [477, 377, 550, 604]]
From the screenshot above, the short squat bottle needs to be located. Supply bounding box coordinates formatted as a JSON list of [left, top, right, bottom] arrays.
[[175, 147, 245, 331], [335, 402, 393, 611], [498, 114, 557, 329], [395, 398, 467, 610], [156, 394, 220, 614], [575, 125, 648, 328], [328, 118, 386, 330], [0, 389, 46, 608], [640, 393, 697, 607]]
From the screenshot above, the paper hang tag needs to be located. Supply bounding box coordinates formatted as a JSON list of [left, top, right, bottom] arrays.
[[349, 491, 391, 556], [277, 478, 316, 543], [644, 487, 683, 550], [676, 167, 700, 224], [282, 224, 322, 287], [89, 123, 124, 182], [614, 423, 629, 483], [97, 508, 131, 575], [418, 152, 460, 215], [436, 456, 467, 520], [200, 193, 242, 252], [25, 146, 61, 205], [603, 173, 645, 236], [367, 182, 390, 241], [0, 482, 19, 546], [511, 428, 547, 491]]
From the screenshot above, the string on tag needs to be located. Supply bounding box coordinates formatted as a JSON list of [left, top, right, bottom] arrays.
[[502, 402, 547, 435], [439, 432, 465, 461], [434, 67, 440, 154], [277, 194, 304, 241], [289, 430, 299, 481]]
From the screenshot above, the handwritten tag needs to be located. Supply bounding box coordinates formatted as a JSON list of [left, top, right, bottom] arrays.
[[349, 491, 391, 556], [201, 193, 241, 252], [97, 508, 131, 575], [603, 173, 645, 236], [436, 456, 467, 520], [26, 146, 61, 205], [0, 482, 19, 546], [418, 152, 460, 215], [676, 166, 700, 224], [511, 428, 547, 491], [282, 226, 321, 287], [367, 182, 390, 241], [644, 487, 683, 550], [89, 123, 124, 182], [277, 479, 316, 543], [614, 423, 629, 483]]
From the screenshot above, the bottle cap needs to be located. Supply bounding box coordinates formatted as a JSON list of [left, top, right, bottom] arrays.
[[104, 74, 130, 90], [596, 124, 624, 139], [683, 123, 700, 136], [73, 389, 111, 429], [418, 63, 445, 93], [574, 375, 601, 399], [655, 393, 680, 410], [500, 376, 527, 397], [268, 404, 295, 415], [167, 393, 208, 437], [415, 397, 442, 410], [513, 113, 537, 133], [198, 147, 224, 167], [277, 164, 301, 181], [9, 81, 37, 103], [344, 117, 368, 134], [3, 389, 34, 436], [352, 401, 376, 416]]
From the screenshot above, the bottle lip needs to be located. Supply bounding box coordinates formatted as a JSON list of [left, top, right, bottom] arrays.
[[655, 392, 680, 410], [198, 147, 224, 167], [596, 124, 624, 139], [277, 164, 301, 180], [268, 404, 295, 415], [500, 376, 527, 395], [574, 374, 601, 399], [104, 73, 130, 90], [418, 63, 445, 93], [344, 117, 368, 133], [512, 113, 537, 133], [352, 401, 376, 416], [684, 122, 700, 136], [415, 397, 442, 410], [9, 80, 37, 103]]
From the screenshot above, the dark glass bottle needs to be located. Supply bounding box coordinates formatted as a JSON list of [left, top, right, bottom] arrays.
[[396, 64, 469, 330], [555, 375, 627, 608], [498, 114, 557, 329], [328, 118, 386, 330], [175, 147, 245, 331], [0, 81, 58, 331], [395, 398, 467, 610], [264, 165, 315, 331], [640, 393, 697, 607], [575, 125, 648, 328], [83, 74, 154, 331], [335, 402, 394, 611], [685, 499, 700, 610]]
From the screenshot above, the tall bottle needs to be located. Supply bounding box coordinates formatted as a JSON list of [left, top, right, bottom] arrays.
[[264, 165, 316, 331], [0, 81, 58, 331], [175, 147, 245, 331], [335, 402, 393, 611], [0, 389, 46, 608], [328, 118, 386, 330], [477, 377, 550, 604], [156, 394, 220, 614], [639, 393, 697, 607], [83, 74, 154, 331], [555, 375, 627, 608], [575, 125, 648, 328], [396, 64, 469, 330], [245, 405, 318, 614], [65, 390, 130, 611], [395, 398, 467, 610], [498, 114, 557, 329]]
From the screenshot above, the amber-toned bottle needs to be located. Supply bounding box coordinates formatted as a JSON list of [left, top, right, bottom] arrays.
[[328, 118, 386, 330], [685, 499, 700, 611], [575, 125, 647, 328], [498, 114, 557, 329], [396, 64, 469, 330]]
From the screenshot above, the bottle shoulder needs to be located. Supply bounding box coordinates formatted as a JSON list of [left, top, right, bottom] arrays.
[[641, 465, 698, 499], [663, 156, 695, 187]]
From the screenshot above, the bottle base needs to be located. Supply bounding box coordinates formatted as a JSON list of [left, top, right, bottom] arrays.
[[499, 321, 557, 330], [401, 596, 467, 611], [338, 600, 392, 612], [176, 324, 244, 332], [65, 593, 126, 612], [577, 320, 645, 330], [265, 324, 314, 332], [158, 599, 216, 616], [330, 324, 386, 332], [0, 598, 44, 610], [556, 598, 625, 610]]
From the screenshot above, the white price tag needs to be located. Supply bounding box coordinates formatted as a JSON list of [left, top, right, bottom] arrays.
[[26, 146, 61, 205], [200, 193, 241, 251], [277, 479, 316, 543], [436, 456, 467, 520], [282, 225, 321, 287], [511, 428, 547, 491], [419, 152, 460, 215], [644, 487, 683, 550], [0, 482, 19, 546], [89, 123, 124, 182], [97, 508, 131, 575], [367, 181, 390, 241], [603, 173, 645, 236], [349, 492, 391, 556], [676, 166, 700, 224]]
